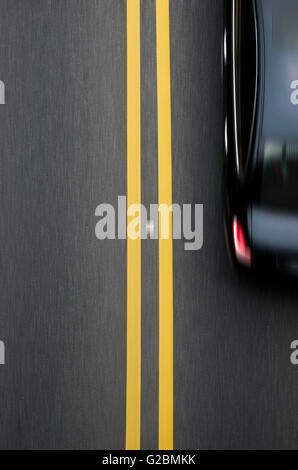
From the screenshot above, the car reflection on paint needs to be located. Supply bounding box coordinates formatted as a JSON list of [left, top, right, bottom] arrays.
[[223, 0, 298, 275]]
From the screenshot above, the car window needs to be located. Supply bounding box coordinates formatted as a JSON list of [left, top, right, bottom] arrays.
[[260, 139, 298, 210], [273, 0, 298, 49], [260, 0, 298, 141], [255, 0, 298, 211], [235, 0, 257, 171]]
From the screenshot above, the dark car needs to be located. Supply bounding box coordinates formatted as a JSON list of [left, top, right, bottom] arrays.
[[223, 0, 298, 274]]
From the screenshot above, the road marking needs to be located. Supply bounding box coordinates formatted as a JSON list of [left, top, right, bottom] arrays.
[[126, 0, 141, 450], [156, 0, 174, 450]]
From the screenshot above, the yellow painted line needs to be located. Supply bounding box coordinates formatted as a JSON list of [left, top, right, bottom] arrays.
[[156, 0, 174, 451], [126, 0, 141, 451]]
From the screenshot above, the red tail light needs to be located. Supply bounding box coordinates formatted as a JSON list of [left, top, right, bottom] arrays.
[[233, 216, 252, 267]]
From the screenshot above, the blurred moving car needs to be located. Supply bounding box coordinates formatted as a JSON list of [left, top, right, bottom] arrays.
[[223, 0, 298, 274]]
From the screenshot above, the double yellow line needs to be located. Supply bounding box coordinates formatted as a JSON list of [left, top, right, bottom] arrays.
[[126, 0, 142, 451], [126, 0, 173, 451]]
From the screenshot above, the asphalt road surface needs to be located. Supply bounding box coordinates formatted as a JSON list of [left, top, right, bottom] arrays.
[[0, 0, 298, 450]]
